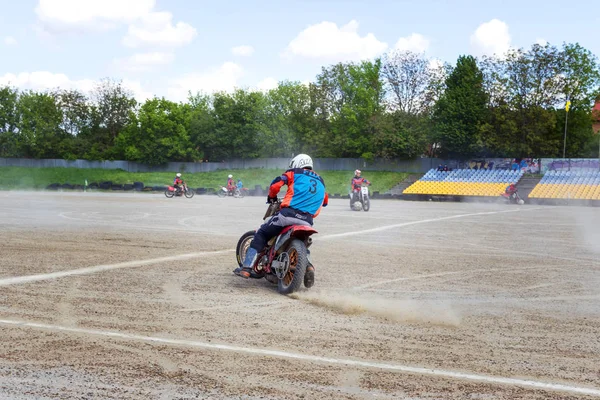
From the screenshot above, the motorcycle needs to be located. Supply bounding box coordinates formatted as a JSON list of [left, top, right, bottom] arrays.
[[235, 199, 316, 295], [349, 184, 371, 211], [165, 183, 194, 198], [217, 186, 246, 198], [501, 190, 524, 205]]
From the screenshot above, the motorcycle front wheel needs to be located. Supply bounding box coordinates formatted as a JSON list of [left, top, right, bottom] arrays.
[[184, 189, 195, 198], [362, 197, 370, 212], [278, 239, 308, 295], [236, 230, 255, 267]]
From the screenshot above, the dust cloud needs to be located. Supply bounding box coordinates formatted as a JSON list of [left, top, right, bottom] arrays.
[[290, 290, 462, 327]]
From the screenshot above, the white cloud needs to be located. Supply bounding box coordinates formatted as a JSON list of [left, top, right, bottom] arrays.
[[35, 0, 197, 49], [470, 19, 511, 57], [122, 11, 196, 48], [283, 20, 387, 62], [113, 52, 175, 72], [394, 33, 429, 53], [35, 0, 155, 31], [0, 71, 93, 92], [255, 77, 278, 92], [0, 71, 152, 103], [232, 45, 254, 56], [121, 79, 154, 102], [3, 36, 17, 46], [536, 38, 548, 46], [167, 62, 244, 102]]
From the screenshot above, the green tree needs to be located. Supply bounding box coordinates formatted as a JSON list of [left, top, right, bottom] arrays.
[[0, 85, 20, 157], [200, 89, 266, 160], [310, 60, 384, 158], [433, 55, 488, 158], [261, 81, 316, 157], [16, 90, 65, 158], [117, 98, 198, 165], [93, 78, 137, 141]]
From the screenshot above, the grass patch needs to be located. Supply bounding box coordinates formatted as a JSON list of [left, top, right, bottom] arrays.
[[0, 167, 408, 195]]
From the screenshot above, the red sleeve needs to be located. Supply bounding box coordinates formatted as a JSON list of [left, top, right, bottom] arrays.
[[323, 192, 329, 207], [269, 180, 285, 197], [268, 171, 292, 197]]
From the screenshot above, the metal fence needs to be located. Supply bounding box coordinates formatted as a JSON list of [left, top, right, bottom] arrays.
[[1, 157, 597, 173], [0, 157, 445, 173]]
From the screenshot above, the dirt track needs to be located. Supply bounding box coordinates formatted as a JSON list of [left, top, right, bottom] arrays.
[[1, 191, 599, 399]]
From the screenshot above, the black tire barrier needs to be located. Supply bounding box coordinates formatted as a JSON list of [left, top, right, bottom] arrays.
[[142, 187, 153, 191], [88, 182, 99, 189], [73, 184, 84, 190], [61, 183, 73, 190], [46, 183, 60, 190], [196, 188, 207, 194], [133, 182, 144, 191], [152, 185, 167, 191], [99, 182, 111, 190], [123, 184, 134, 191], [111, 184, 123, 190]]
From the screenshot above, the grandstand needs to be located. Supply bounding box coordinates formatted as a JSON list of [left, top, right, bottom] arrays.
[[528, 170, 600, 200], [403, 168, 524, 197]]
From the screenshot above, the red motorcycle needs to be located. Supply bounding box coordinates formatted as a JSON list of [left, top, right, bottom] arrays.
[[235, 199, 316, 294], [501, 190, 524, 205], [165, 183, 194, 198]]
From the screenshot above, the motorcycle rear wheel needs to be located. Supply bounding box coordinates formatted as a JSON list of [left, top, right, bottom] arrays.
[[217, 189, 226, 198], [278, 239, 308, 295], [165, 190, 174, 198]]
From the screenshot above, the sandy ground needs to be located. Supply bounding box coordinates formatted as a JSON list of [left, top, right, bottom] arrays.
[[0, 191, 599, 399]]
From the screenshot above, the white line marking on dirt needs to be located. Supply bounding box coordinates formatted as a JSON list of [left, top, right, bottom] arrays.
[[0, 249, 233, 287], [0, 319, 598, 397], [321, 208, 542, 240]]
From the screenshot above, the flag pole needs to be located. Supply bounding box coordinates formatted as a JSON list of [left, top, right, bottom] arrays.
[[562, 100, 570, 159]]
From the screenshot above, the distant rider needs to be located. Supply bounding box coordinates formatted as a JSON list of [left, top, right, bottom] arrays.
[[234, 153, 328, 288], [351, 169, 371, 202], [505, 183, 518, 199], [227, 174, 235, 194], [173, 173, 184, 195]]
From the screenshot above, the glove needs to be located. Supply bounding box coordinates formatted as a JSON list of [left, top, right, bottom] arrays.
[[266, 196, 277, 204]]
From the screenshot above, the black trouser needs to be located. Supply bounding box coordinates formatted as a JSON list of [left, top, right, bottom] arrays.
[[250, 207, 313, 251]]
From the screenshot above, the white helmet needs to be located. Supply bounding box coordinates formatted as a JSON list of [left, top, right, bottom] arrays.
[[289, 154, 313, 170], [355, 169, 361, 175], [176, 173, 181, 177], [228, 174, 233, 178]]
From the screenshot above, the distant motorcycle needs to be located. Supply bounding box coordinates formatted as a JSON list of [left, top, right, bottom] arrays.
[[501, 190, 524, 205], [349, 184, 371, 211], [165, 183, 194, 198], [217, 186, 246, 198]]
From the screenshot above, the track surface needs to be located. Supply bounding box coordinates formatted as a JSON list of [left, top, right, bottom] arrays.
[[1, 191, 599, 399]]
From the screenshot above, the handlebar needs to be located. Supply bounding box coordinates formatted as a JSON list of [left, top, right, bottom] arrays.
[[263, 198, 282, 220]]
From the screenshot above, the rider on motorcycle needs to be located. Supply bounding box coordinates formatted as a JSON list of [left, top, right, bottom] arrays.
[[505, 183, 518, 199], [351, 169, 371, 202], [234, 154, 328, 285], [173, 173, 184, 196], [227, 174, 235, 193]]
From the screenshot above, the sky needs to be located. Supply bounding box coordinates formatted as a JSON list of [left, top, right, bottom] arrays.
[[1, 0, 598, 103]]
